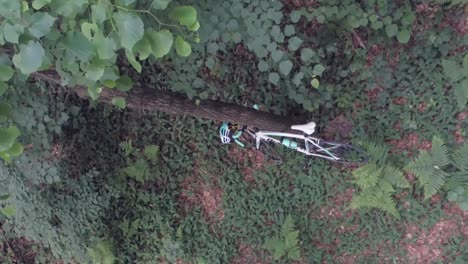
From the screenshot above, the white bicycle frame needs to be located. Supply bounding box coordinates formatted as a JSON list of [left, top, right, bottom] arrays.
[[244, 128, 342, 161]]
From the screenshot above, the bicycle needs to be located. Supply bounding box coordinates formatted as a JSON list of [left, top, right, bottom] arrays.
[[219, 121, 369, 164]]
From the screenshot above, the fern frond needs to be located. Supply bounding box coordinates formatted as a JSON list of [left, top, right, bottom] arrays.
[[445, 171, 468, 191], [405, 150, 433, 180], [454, 81, 468, 109], [431, 136, 450, 167], [377, 176, 395, 193], [88, 240, 116, 264], [281, 215, 294, 238], [362, 142, 389, 166], [382, 165, 410, 189], [351, 189, 400, 219], [353, 163, 382, 190], [423, 169, 448, 199], [452, 144, 468, 171], [442, 59, 464, 83], [434, 0, 468, 6]]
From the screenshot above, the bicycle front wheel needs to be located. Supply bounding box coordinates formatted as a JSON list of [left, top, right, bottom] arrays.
[[313, 140, 369, 164]]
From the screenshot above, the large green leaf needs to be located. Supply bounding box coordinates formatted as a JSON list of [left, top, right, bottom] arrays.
[[114, 11, 144, 51], [125, 50, 141, 73], [8, 143, 23, 157], [0, 206, 16, 217], [32, 0, 51, 10], [175, 36, 191, 57], [3, 23, 24, 44], [133, 35, 152, 60], [0, 126, 20, 152], [29, 12, 56, 38], [169, 6, 197, 26], [397, 30, 410, 44], [50, 0, 87, 17], [0, 65, 14, 81], [152, 0, 171, 10], [91, 1, 109, 23], [0, 0, 20, 19], [0, 82, 8, 96], [147, 30, 173, 58], [93, 33, 116, 60], [116, 75, 133, 92], [385, 24, 398, 37], [288, 37, 302, 51], [63, 32, 94, 62], [279, 60, 293, 76], [12, 41, 45, 74], [112, 97, 127, 109], [0, 102, 12, 122], [85, 61, 105, 81]]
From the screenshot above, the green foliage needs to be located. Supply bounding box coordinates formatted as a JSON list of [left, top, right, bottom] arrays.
[[88, 240, 116, 264], [351, 142, 410, 219], [0, 0, 200, 104], [406, 136, 449, 199], [442, 54, 468, 109], [263, 215, 301, 261]]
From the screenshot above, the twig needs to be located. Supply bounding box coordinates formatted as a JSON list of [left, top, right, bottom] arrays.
[[351, 30, 366, 49]]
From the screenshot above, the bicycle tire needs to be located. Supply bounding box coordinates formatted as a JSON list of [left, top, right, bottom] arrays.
[[312, 140, 369, 164]]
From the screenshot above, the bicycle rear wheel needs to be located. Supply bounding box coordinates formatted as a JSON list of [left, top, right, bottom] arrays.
[[313, 140, 369, 164], [258, 141, 283, 164]]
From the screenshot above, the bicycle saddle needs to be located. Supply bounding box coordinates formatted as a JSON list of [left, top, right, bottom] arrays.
[[291, 121, 316, 135]]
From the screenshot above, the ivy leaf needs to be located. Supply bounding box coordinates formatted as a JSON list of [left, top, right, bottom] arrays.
[[284, 25, 295, 37], [175, 36, 191, 57], [385, 24, 398, 37], [4, 23, 24, 44], [301, 48, 315, 62], [0, 82, 8, 96], [313, 64, 325, 75], [279, 60, 293, 76], [125, 50, 142, 73], [271, 50, 284, 62], [258, 60, 269, 72], [169, 6, 197, 26], [0, 206, 16, 217], [397, 30, 411, 44], [29, 12, 56, 38], [268, 72, 280, 85], [147, 30, 173, 58], [112, 97, 127, 109], [116, 75, 134, 92], [0, 66, 14, 81], [292, 72, 304, 86], [0, 126, 20, 152], [0, 0, 20, 19], [12, 41, 45, 75], [152, 0, 171, 10], [32, 0, 51, 10], [290, 11, 301, 23], [114, 11, 145, 51], [64, 32, 94, 62], [288, 37, 303, 51]]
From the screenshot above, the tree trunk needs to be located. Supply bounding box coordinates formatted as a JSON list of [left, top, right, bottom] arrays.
[[32, 71, 305, 132]]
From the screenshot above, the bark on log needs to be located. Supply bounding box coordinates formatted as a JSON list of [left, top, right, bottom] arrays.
[[32, 70, 305, 132]]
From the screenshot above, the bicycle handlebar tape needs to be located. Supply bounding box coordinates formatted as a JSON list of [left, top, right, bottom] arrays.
[[281, 138, 298, 149]]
